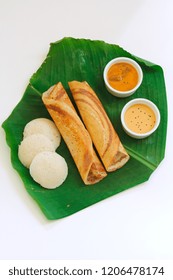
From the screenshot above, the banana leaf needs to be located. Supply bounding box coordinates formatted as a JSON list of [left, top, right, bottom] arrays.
[[2, 37, 167, 220]]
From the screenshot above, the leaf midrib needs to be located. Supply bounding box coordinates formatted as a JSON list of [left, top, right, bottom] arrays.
[[125, 145, 156, 171]]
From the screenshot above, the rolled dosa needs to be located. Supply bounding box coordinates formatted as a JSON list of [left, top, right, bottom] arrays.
[[68, 81, 130, 172], [42, 82, 107, 185]]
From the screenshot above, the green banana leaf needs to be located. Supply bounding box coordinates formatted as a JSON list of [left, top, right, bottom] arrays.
[[2, 37, 167, 220]]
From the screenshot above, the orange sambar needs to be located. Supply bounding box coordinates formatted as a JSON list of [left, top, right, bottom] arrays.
[[107, 62, 138, 92]]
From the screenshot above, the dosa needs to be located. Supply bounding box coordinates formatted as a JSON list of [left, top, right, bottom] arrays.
[[42, 82, 107, 185], [68, 81, 130, 172]]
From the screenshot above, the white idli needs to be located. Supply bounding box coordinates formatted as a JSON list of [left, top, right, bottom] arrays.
[[29, 151, 68, 189], [23, 118, 61, 149], [18, 134, 55, 168]]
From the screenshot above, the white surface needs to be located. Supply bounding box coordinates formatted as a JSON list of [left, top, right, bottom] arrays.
[[0, 0, 173, 260]]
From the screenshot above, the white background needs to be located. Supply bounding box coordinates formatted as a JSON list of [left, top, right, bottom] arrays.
[[0, 0, 173, 260]]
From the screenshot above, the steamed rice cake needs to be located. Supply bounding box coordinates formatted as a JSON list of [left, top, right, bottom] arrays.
[[18, 134, 55, 168], [29, 151, 68, 189], [23, 118, 61, 149]]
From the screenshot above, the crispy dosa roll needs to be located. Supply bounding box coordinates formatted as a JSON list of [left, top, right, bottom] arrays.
[[42, 82, 107, 185], [68, 81, 130, 172]]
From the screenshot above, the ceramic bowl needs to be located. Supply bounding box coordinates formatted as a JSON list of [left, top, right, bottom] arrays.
[[121, 98, 160, 139], [103, 57, 143, 98]]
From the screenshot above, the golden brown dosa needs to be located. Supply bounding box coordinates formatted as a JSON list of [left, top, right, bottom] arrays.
[[68, 81, 130, 172], [42, 82, 107, 185]]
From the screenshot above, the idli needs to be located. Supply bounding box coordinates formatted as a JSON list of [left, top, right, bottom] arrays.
[[23, 118, 61, 149], [30, 151, 68, 189], [18, 134, 55, 168]]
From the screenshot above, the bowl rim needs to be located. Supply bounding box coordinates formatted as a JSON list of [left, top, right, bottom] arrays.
[[103, 57, 143, 97], [121, 98, 161, 138]]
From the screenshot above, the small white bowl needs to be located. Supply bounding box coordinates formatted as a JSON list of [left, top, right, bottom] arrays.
[[103, 57, 143, 98], [121, 98, 160, 139]]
